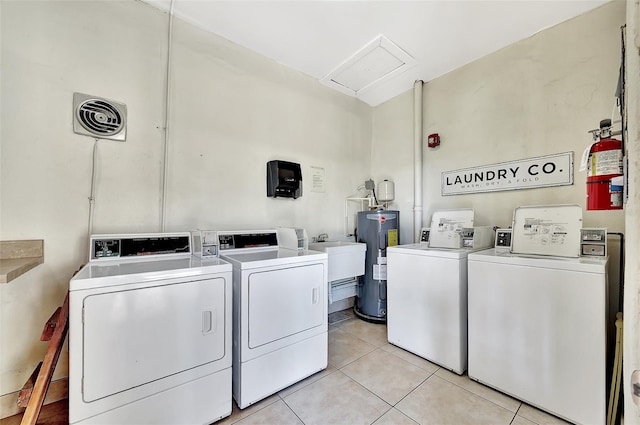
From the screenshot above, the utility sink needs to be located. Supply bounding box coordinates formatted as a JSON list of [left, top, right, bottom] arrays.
[[308, 241, 366, 282]]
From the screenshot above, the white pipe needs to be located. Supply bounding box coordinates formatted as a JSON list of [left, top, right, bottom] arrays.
[[344, 197, 375, 236], [413, 80, 424, 243], [160, 0, 175, 232], [86, 138, 99, 262], [344, 199, 350, 236]]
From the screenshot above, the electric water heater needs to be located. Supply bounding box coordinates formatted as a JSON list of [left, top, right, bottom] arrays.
[[355, 209, 399, 323]]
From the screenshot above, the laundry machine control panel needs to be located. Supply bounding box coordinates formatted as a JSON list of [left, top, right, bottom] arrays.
[[494, 229, 512, 250], [420, 228, 430, 243], [217, 231, 278, 251], [91, 234, 191, 260], [460, 226, 494, 249], [580, 228, 607, 256], [191, 230, 219, 257]]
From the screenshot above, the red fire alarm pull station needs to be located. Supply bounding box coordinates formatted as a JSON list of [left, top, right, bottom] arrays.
[[427, 133, 440, 148]]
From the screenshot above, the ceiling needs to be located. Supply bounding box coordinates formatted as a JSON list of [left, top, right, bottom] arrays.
[[143, 0, 609, 106]]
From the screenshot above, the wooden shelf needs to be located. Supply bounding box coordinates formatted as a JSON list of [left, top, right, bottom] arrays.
[[0, 240, 44, 284]]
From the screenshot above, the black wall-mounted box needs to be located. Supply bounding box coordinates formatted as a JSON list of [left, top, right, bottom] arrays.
[[267, 160, 302, 199]]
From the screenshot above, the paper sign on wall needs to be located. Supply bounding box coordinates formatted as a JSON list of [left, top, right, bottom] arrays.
[[310, 166, 325, 193]]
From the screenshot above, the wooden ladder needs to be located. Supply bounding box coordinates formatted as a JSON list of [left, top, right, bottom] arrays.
[[16, 293, 69, 425]]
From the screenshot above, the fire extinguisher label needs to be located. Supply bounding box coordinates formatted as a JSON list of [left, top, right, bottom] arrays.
[[610, 177, 624, 207], [610, 191, 623, 207], [588, 150, 623, 176]]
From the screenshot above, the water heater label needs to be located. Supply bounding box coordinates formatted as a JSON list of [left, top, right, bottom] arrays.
[[388, 229, 398, 246], [373, 264, 387, 280], [377, 256, 387, 265], [367, 213, 397, 220]]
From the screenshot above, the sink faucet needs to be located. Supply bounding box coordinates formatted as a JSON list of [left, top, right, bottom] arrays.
[[317, 233, 329, 242]]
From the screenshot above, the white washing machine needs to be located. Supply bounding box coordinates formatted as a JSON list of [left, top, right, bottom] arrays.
[[386, 210, 493, 374], [216, 230, 328, 409], [69, 233, 232, 425], [467, 205, 608, 425], [468, 250, 608, 425], [387, 244, 489, 374]]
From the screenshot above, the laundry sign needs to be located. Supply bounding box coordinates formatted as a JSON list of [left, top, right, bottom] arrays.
[[442, 152, 574, 196]]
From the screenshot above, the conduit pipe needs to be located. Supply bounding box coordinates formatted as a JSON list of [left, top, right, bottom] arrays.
[[413, 80, 424, 243], [86, 139, 99, 262], [160, 0, 175, 232]]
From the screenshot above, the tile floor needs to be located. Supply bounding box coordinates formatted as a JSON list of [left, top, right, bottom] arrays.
[[216, 309, 571, 425]]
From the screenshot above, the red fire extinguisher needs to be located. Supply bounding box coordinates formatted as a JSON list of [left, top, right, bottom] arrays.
[[586, 119, 623, 210]]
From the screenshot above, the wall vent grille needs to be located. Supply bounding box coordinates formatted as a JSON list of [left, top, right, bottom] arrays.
[[73, 93, 127, 141]]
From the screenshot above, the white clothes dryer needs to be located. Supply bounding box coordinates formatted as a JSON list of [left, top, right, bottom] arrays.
[[69, 233, 232, 425], [216, 230, 328, 409]]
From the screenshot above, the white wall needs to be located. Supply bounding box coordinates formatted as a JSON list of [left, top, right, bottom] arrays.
[[0, 0, 372, 404], [373, 1, 626, 236], [0, 0, 169, 401], [624, 0, 640, 422], [372, 91, 415, 244], [163, 17, 372, 234]]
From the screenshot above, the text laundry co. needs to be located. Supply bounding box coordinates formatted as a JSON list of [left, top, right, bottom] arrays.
[[441, 152, 574, 196], [445, 163, 561, 185]]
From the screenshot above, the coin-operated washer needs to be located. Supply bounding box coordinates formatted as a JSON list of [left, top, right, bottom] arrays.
[[387, 209, 494, 374], [467, 204, 608, 425]]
